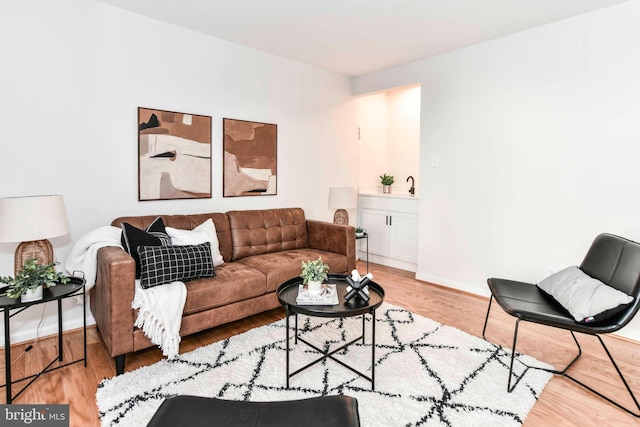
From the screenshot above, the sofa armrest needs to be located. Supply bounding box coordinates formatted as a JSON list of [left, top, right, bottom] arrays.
[[90, 246, 136, 358], [306, 220, 356, 272]]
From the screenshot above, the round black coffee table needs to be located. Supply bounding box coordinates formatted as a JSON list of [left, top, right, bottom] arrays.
[[277, 273, 385, 390]]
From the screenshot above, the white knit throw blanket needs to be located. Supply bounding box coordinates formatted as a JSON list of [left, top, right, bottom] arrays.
[[132, 280, 187, 359], [65, 226, 187, 359], [64, 225, 123, 292]]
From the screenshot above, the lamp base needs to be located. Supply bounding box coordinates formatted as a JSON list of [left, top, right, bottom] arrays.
[[333, 209, 349, 225], [15, 239, 54, 275]]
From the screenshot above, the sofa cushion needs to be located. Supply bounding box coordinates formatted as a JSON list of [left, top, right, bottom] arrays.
[[166, 219, 224, 267], [236, 248, 349, 292], [228, 208, 308, 261], [182, 262, 267, 315], [121, 217, 171, 278], [138, 243, 215, 289]]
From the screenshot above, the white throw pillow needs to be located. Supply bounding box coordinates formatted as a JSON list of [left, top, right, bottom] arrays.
[[537, 266, 633, 323], [166, 218, 224, 266]]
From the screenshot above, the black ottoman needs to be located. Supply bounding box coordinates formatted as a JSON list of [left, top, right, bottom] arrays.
[[147, 395, 361, 427]]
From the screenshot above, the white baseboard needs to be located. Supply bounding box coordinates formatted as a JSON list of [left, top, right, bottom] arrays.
[[0, 305, 96, 348], [415, 272, 491, 298], [415, 273, 640, 343], [358, 251, 417, 272]]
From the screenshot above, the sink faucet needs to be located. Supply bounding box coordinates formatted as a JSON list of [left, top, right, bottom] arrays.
[[407, 176, 415, 195]]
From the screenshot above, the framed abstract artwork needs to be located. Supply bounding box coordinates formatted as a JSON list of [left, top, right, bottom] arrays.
[[138, 107, 212, 201], [223, 118, 277, 197]]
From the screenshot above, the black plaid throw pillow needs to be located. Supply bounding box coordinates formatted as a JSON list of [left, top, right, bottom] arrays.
[[138, 242, 215, 289]]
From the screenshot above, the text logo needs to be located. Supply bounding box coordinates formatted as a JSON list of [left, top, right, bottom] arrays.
[[0, 405, 69, 426]]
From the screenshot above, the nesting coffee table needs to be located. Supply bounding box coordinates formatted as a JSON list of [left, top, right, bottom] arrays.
[[277, 273, 385, 390]]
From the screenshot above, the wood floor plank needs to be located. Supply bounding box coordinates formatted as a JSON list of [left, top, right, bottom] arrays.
[[0, 260, 638, 426]]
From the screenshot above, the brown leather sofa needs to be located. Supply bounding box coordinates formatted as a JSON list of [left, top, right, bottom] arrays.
[[91, 208, 355, 375]]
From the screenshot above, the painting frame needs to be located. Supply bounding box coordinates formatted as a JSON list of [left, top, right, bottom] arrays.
[[223, 117, 278, 197], [138, 107, 212, 201]]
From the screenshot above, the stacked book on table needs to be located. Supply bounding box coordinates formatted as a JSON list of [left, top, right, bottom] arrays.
[[296, 283, 338, 305]]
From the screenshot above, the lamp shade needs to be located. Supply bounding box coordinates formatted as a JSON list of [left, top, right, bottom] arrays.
[[328, 187, 356, 210], [0, 195, 70, 243]]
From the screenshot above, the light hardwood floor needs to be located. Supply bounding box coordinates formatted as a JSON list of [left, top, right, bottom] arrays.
[[2, 261, 640, 426]]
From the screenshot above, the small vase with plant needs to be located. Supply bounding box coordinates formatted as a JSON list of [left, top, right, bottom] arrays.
[[355, 227, 365, 237], [0, 259, 70, 302], [301, 256, 330, 295], [380, 173, 394, 193]]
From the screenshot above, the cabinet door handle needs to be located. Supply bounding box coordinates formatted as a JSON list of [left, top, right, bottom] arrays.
[[385, 215, 388, 225], [389, 216, 392, 226]]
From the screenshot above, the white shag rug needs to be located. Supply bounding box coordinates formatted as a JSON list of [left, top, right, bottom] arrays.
[[96, 303, 552, 426]]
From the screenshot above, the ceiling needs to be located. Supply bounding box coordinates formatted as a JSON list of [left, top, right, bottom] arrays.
[[94, 0, 629, 77]]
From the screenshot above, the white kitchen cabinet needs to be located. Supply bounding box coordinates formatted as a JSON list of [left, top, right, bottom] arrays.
[[360, 209, 389, 256], [388, 211, 419, 262], [358, 195, 419, 270]]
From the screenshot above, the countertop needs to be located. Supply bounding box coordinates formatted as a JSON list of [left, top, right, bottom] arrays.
[[358, 192, 419, 200]]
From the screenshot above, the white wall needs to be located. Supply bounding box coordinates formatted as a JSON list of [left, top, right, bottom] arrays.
[[387, 86, 421, 194], [357, 93, 389, 191], [353, 1, 640, 340], [0, 0, 358, 346], [357, 86, 420, 194]]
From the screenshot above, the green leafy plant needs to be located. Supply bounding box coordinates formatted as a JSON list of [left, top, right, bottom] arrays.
[[355, 227, 365, 234], [300, 257, 330, 284], [380, 173, 394, 185], [0, 259, 70, 299]]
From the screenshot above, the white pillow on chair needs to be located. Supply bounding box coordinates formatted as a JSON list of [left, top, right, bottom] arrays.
[[537, 266, 633, 323]]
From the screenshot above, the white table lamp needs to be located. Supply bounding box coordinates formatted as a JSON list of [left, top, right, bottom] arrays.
[[328, 187, 356, 225], [0, 195, 70, 274]]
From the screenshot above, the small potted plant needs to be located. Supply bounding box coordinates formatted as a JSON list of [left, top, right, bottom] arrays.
[[380, 173, 394, 193], [301, 256, 330, 295], [355, 227, 365, 237], [0, 259, 70, 302]]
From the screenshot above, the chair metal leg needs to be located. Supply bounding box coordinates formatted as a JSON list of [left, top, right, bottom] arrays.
[[563, 335, 640, 417], [483, 296, 583, 392], [504, 322, 583, 392], [505, 318, 540, 393], [551, 331, 582, 376], [484, 297, 541, 392], [506, 318, 520, 392], [486, 304, 639, 417], [482, 295, 494, 339]]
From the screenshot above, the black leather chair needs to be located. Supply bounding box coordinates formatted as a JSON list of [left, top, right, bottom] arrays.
[[147, 395, 361, 427], [483, 233, 640, 417]]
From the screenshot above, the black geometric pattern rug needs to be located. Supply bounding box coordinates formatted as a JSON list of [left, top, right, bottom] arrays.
[[96, 302, 552, 426]]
